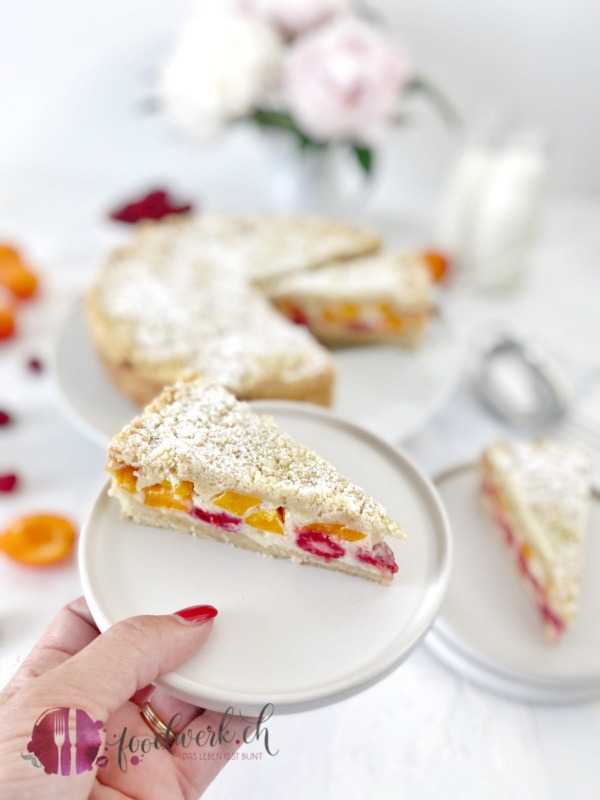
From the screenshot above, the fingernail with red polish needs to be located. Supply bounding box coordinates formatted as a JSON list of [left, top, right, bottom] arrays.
[[173, 605, 218, 624]]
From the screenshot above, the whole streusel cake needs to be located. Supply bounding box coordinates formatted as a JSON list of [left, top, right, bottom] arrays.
[[107, 374, 403, 584], [86, 212, 380, 406]]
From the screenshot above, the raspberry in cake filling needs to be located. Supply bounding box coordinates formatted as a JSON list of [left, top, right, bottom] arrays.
[[107, 378, 404, 585], [268, 253, 432, 348], [110, 466, 399, 582], [478, 440, 591, 642]]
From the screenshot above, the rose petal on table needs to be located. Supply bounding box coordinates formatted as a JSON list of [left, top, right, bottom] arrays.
[[109, 188, 194, 223]]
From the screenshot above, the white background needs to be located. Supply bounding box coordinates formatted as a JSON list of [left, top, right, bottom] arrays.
[[0, 0, 598, 198]]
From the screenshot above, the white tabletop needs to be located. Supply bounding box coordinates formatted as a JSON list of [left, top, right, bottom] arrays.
[[1, 174, 598, 799]]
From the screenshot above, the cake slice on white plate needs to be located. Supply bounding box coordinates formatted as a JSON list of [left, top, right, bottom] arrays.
[[268, 252, 432, 348], [107, 374, 403, 584], [479, 439, 592, 642]]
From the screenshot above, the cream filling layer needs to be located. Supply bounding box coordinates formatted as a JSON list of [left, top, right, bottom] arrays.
[[274, 298, 427, 336], [481, 474, 566, 637], [108, 468, 398, 580]]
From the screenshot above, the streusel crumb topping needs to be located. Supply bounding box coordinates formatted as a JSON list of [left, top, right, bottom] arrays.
[[109, 375, 404, 541], [269, 252, 432, 310]]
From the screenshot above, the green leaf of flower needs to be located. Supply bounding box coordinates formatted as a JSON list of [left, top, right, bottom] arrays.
[[250, 108, 326, 151], [404, 76, 459, 125], [352, 146, 374, 175]]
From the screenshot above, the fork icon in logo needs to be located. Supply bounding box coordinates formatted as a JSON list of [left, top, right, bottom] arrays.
[[53, 712, 66, 774]]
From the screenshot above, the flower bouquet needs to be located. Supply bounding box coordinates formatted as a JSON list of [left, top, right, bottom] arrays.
[[157, 0, 453, 178]]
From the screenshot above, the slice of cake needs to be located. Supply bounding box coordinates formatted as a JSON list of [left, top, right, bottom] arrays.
[[479, 439, 592, 641], [107, 375, 403, 584], [268, 253, 432, 348]]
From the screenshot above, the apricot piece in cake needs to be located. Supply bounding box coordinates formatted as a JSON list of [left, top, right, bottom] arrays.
[[212, 491, 261, 516], [245, 507, 285, 535], [114, 465, 137, 493], [174, 480, 194, 502], [299, 522, 366, 542], [379, 303, 405, 331], [144, 481, 189, 512], [323, 303, 360, 325]]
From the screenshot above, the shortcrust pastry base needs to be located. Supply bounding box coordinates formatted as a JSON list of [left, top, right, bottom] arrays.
[[113, 489, 392, 586], [98, 350, 335, 407]]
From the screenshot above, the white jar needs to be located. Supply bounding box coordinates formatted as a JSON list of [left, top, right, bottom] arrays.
[[437, 129, 548, 289]]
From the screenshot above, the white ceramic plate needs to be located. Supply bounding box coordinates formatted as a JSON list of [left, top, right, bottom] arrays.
[[425, 463, 600, 703], [79, 403, 452, 715], [53, 302, 463, 447]]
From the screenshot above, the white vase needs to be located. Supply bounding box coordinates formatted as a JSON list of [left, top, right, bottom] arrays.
[[264, 133, 372, 220]]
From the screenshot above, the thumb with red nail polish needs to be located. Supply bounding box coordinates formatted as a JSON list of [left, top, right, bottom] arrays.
[[174, 604, 218, 624]]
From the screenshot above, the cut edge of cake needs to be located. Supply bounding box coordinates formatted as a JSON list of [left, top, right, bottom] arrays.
[[479, 438, 591, 642], [267, 252, 432, 349]]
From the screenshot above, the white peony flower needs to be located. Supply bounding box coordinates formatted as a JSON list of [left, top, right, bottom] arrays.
[[159, 7, 282, 140], [283, 16, 411, 143], [227, 0, 352, 37]]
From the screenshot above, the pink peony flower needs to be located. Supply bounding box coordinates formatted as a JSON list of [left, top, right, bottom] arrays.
[[283, 16, 411, 143], [227, 0, 351, 37]]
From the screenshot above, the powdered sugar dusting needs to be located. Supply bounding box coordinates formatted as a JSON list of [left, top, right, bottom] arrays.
[[108, 376, 404, 541], [481, 438, 592, 624], [269, 252, 432, 309], [91, 216, 349, 392], [484, 439, 591, 544], [115, 212, 379, 280]]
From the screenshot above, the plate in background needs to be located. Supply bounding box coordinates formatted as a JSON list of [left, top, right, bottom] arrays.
[[53, 302, 463, 447], [80, 403, 452, 715], [426, 463, 600, 703]]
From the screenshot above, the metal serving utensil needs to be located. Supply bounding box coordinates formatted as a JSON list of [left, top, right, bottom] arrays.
[[471, 331, 572, 432]]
